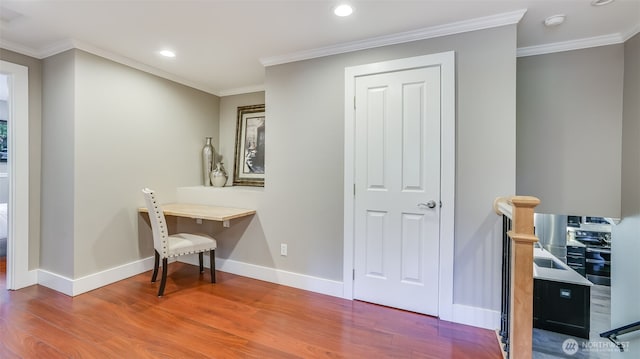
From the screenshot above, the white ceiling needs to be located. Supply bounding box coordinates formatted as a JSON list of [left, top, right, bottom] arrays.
[[1, 0, 639, 96]]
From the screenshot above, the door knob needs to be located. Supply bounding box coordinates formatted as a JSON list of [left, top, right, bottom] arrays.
[[418, 200, 437, 209]]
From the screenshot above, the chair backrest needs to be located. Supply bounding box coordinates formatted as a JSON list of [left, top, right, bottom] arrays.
[[141, 188, 169, 258]]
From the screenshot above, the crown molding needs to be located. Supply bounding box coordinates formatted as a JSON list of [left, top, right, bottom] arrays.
[[0, 38, 41, 58], [260, 8, 527, 67], [38, 39, 76, 58], [0, 38, 75, 60], [71, 40, 221, 96], [622, 23, 640, 42], [3, 9, 635, 94], [517, 32, 628, 57], [0, 38, 222, 96], [217, 84, 265, 97], [0, 36, 261, 97]]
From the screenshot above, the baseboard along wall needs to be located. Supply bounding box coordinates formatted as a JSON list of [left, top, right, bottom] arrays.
[[34, 255, 499, 330]]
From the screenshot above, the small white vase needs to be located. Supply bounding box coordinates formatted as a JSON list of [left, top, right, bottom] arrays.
[[210, 162, 228, 187]]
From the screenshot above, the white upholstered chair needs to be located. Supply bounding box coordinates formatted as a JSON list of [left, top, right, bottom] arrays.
[[141, 188, 217, 297]]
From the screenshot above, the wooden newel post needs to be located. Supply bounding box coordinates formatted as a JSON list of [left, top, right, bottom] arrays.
[[508, 196, 540, 359]]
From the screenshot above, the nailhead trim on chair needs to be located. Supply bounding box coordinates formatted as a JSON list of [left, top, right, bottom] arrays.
[[143, 188, 217, 296], [167, 249, 211, 258], [147, 192, 170, 258]]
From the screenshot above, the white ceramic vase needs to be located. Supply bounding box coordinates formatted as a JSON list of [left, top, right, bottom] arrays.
[[210, 162, 228, 187]]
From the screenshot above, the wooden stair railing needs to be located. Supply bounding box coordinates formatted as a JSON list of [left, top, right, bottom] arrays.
[[493, 196, 540, 359]]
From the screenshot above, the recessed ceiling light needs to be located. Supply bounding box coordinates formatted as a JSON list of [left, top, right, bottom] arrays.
[[159, 50, 176, 58], [544, 14, 566, 27], [591, 0, 614, 6], [334, 4, 353, 17]]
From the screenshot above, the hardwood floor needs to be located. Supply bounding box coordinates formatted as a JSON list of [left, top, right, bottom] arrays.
[[0, 261, 502, 358]]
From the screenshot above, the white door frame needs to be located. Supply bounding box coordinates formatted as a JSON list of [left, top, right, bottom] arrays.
[[343, 52, 456, 320], [1, 60, 35, 290]]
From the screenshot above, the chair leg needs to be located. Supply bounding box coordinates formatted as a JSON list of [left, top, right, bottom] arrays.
[[210, 249, 216, 283], [151, 251, 160, 283], [158, 258, 168, 297], [199, 252, 204, 273]]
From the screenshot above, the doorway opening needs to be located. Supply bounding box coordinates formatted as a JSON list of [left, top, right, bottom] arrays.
[[0, 73, 8, 283], [0, 59, 33, 290], [532, 213, 614, 358]]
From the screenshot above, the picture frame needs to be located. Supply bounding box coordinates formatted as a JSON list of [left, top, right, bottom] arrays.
[[233, 104, 265, 186], [0, 120, 6, 162]]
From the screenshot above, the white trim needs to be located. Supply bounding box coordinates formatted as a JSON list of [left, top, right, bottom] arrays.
[[517, 32, 626, 57], [261, 9, 526, 67], [33, 251, 501, 331], [0, 60, 35, 290], [34, 252, 499, 331], [342, 65, 356, 300], [35, 39, 76, 59], [0, 38, 222, 96], [37, 269, 74, 296], [438, 51, 456, 322], [178, 255, 344, 298], [71, 40, 220, 96], [37, 256, 156, 296], [217, 84, 265, 97], [451, 304, 501, 330], [343, 51, 456, 320], [220, 259, 344, 297], [622, 24, 640, 42], [0, 39, 42, 59]]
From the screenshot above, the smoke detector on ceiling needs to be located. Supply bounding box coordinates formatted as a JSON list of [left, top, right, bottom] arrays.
[[544, 14, 566, 27], [591, 0, 615, 6]]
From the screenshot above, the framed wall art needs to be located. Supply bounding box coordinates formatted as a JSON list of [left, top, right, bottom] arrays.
[[233, 104, 265, 186]]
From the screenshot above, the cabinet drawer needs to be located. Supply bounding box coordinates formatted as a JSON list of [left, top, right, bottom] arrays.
[[567, 246, 586, 255], [533, 279, 590, 339], [567, 256, 585, 265]]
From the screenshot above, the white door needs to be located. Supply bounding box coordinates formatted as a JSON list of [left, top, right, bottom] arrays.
[[353, 66, 441, 315]]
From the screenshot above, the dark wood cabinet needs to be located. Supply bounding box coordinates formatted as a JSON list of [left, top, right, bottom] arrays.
[[567, 245, 586, 277], [533, 279, 590, 339]]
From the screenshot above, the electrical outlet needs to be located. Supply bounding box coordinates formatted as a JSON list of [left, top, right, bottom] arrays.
[[196, 218, 203, 224], [280, 243, 287, 256]]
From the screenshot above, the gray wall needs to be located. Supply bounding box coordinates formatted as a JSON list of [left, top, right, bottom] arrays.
[[257, 25, 517, 310], [219, 92, 265, 186], [41, 50, 76, 277], [174, 93, 270, 269], [516, 45, 624, 217], [41, 49, 220, 278], [619, 34, 640, 222], [6, 24, 516, 316], [516, 38, 638, 354], [0, 48, 42, 269], [612, 33, 640, 359]]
